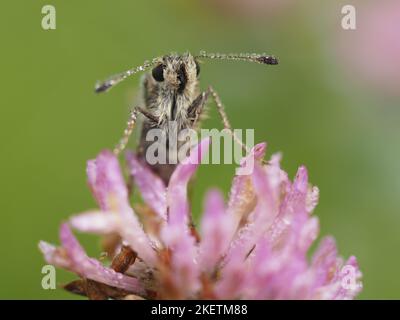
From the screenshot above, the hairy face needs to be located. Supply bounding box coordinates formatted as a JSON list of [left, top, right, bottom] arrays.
[[151, 53, 200, 94]]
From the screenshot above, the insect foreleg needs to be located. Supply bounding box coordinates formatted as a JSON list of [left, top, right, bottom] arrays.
[[113, 108, 138, 156], [207, 86, 251, 155], [188, 91, 210, 128], [113, 107, 159, 156]]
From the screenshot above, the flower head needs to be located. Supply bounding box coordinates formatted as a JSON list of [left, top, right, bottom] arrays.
[[39, 138, 362, 299]]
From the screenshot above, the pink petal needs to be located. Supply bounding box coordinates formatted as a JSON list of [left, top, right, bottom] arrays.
[[264, 153, 290, 203], [87, 150, 130, 212], [41, 224, 145, 294], [87, 151, 158, 267], [268, 166, 310, 248], [239, 142, 267, 167], [70, 210, 119, 234], [117, 206, 158, 266], [226, 163, 276, 263], [59, 223, 88, 269], [297, 216, 319, 254], [214, 241, 249, 299], [312, 254, 362, 300], [311, 236, 338, 287], [126, 152, 167, 220], [167, 137, 210, 226], [165, 231, 200, 297], [227, 143, 266, 217], [70, 210, 158, 267], [198, 189, 236, 272], [39, 241, 70, 269], [224, 143, 268, 257], [306, 186, 319, 213], [241, 240, 273, 299], [159, 138, 211, 296], [334, 256, 363, 300]]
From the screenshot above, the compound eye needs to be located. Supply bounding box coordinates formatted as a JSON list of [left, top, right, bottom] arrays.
[[152, 64, 164, 82], [195, 60, 200, 77]]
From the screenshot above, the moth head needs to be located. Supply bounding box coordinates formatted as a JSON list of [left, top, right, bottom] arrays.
[[151, 53, 200, 93]]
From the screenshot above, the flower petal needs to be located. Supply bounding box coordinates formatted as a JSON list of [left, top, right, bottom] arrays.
[[70, 210, 119, 234], [117, 206, 158, 266], [87, 151, 158, 267], [39, 241, 70, 269], [297, 216, 319, 254], [226, 162, 276, 262], [306, 185, 319, 214], [311, 239, 362, 300], [311, 236, 339, 287], [268, 166, 310, 248], [214, 240, 250, 299], [227, 143, 266, 219], [198, 189, 236, 272], [87, 150, 130, 212], [334, 256, 362, 300], [159, 138, 211, 297], [40, 224, 145, 294], [126, 152, 167, 220], [167, 137, 210, 227]]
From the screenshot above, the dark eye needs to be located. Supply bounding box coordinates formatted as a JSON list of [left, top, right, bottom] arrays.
[[195, 60, 200, 76], [152, 64, 164, 82]]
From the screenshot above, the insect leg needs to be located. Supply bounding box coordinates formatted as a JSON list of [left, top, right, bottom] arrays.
[[207, 86, 251, 154], [188, 91, 210, 128], [113, 107, 159, 156], [113, 108, 138, 156]]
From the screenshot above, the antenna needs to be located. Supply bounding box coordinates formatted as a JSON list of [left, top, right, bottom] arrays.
[[196, 50, 278, 65], [94, 57, 160, 93]]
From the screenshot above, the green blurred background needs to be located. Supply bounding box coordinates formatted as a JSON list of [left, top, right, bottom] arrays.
[[1, 0, 399, 299]]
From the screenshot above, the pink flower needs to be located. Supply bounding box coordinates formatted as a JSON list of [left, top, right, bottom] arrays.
[[39, 139, 362, 299]]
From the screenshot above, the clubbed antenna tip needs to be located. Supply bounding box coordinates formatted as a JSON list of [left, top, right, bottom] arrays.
[[256, 55, 278, 65], [95, 81, 113, 93]]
